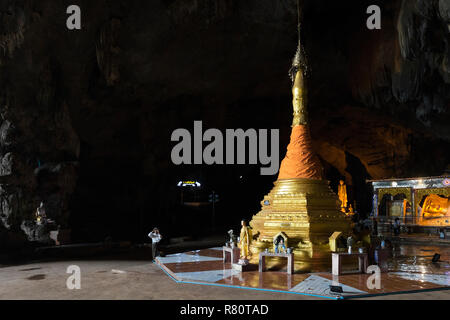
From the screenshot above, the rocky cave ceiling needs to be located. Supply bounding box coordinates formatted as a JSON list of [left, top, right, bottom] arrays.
[[0, 0, 448, 245]]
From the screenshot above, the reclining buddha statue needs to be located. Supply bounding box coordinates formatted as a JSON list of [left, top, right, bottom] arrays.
[[421, 194, 449, 219]]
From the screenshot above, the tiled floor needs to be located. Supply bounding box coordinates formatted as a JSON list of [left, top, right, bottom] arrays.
[[155, 245, 450, 299]]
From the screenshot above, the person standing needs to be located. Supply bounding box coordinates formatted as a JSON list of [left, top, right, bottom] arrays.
[[393, 218, 401, 236], [148, 228, 162, 260]]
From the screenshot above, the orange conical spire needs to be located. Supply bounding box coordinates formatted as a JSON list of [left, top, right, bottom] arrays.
[[278, 125, 323, 180], [278, 70, 323, 180]]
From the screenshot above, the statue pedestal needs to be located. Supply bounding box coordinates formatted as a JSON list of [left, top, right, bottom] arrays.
[[222, 246, 240, 264]]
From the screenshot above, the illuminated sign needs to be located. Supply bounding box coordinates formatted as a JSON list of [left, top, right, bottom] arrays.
[[177, 181, 201, 187]]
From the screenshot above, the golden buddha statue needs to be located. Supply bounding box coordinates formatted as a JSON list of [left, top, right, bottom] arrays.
[[422, 194, 449, 219], [347, 204, 355, 216], [337, 180, 348, 213], [239, 220, 252, 259]]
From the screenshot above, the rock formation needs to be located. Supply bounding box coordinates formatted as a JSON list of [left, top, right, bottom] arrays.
[[0, 0, 447, 246]]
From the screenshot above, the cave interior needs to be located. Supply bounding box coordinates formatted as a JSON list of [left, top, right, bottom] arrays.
[[0, 0, 448, 249]]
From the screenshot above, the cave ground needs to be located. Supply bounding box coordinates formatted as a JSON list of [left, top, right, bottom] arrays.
[[1, 258, 449, 300]]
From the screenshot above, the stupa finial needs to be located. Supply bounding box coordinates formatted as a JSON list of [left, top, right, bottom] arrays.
[[289, 0, 308, 83], [289, 0, 308, 127]]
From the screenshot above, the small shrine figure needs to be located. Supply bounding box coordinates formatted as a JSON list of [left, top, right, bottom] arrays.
[[239, 220, 252, 260], [274, 235, 286, 253], [338, 180, 348, 213], [227, 229, 237, 247], [347, 204, 355, 216], [346, 236, 354, 254], [35, 202, 46, 225]]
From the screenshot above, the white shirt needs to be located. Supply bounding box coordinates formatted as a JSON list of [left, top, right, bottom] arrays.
[[148, 232, 162, 243]]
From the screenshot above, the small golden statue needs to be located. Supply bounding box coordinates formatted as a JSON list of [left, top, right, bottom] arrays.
[[239, 220, 252, 259], [337, 180, 348, 212], [347, 204, 355, 216]]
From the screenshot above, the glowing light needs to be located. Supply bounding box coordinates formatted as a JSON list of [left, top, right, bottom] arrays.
[[416, 179, 426, 188], [419, 266, 427, 275], [391, 181, 398, 187], [177, 180, 201, 187]]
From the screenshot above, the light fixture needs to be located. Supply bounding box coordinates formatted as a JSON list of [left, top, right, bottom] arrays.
[[417, 179, 425, 188], [177, 180, 201, 187]]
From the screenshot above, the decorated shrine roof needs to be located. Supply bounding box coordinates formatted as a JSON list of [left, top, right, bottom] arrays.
[[367, 176, 450, 190]]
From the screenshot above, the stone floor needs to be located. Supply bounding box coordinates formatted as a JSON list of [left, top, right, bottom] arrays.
[[155, 244, 450, 299], [0, 244, 448, 300]]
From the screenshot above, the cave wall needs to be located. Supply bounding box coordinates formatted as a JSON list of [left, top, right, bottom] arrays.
[[305, 0, 450, 178], [0, 0, 448, 245], [0, 1, 80, 248]]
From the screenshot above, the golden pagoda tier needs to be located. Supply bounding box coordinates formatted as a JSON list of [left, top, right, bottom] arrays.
[[249, 178, 352, 272], [248, 52, 352, 272]]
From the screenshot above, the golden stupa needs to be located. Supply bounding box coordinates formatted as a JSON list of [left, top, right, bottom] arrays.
[[249, 47, 352, 272]]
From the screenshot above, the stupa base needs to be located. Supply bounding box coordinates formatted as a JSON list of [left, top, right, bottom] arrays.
[[249, 178, 353, 272]]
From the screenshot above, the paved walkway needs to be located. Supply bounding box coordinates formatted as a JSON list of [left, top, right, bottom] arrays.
[[0, 259, 449, 300]]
